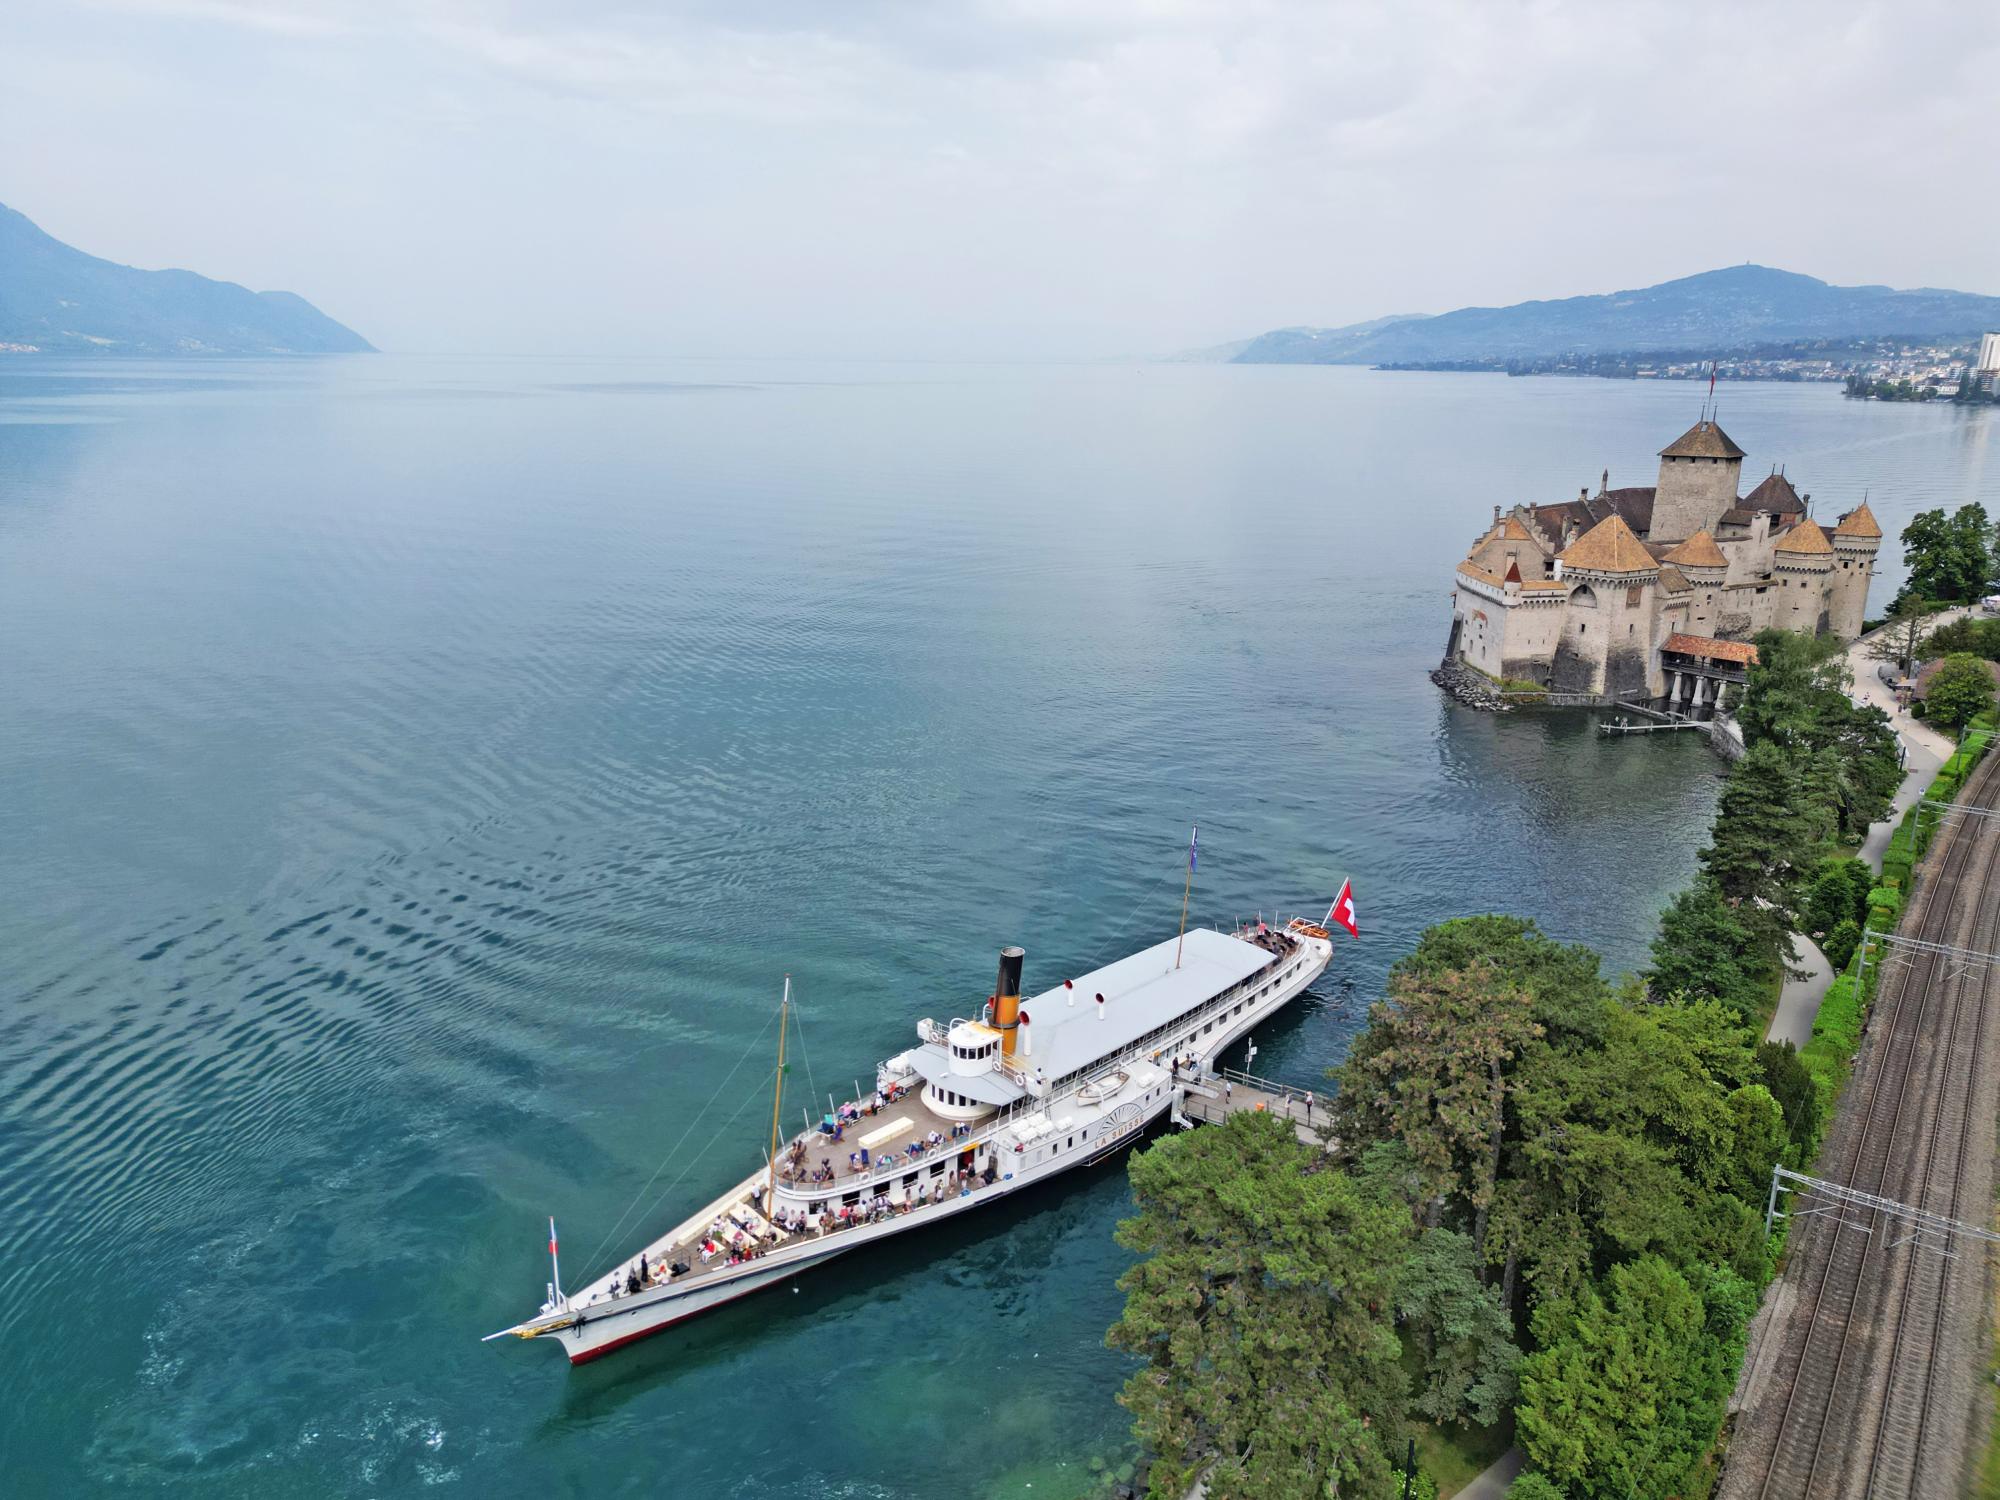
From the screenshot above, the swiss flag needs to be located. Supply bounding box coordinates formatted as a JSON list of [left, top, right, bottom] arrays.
[[1325, 879, 1359, 939]]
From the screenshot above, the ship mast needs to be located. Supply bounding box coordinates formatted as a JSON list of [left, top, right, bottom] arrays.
[[1175, 824, 1196, 969], [765, 976, 790, 1215]]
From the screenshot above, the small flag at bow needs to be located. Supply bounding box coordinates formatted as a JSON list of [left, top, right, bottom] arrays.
[[1326, 879, 1359, 939], [548, 1217, 558, 1257]]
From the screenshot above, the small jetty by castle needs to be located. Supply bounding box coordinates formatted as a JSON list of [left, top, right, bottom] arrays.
[[1436, 416, 1882, 710]]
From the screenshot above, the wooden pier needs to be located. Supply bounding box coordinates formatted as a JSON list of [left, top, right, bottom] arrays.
[[1598, 714, 1709, 736], [1175, 1068, 1332, 1151]]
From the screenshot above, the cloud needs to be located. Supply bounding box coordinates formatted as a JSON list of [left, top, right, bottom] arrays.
[[13, 0, 2000, 355]]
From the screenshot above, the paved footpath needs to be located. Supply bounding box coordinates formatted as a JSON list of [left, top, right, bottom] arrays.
[[1448, 1447, 1523, 1499], [1766, 933, 1832, 1049], [1762, 612, 1969, 1048]]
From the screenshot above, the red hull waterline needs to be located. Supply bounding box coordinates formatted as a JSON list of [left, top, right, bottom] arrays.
[[566, 1270, 788, 1364]]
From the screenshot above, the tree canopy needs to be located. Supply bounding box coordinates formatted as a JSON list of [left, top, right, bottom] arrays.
[[1924, 652, 1996, 733], [1516, 1256, 1754, 1500], [1108, 1111, 1409, 1500], [1894, 503, 1994, 609], [1648, 877, 1773, 1017], [1109, 909, 1793, 1499]]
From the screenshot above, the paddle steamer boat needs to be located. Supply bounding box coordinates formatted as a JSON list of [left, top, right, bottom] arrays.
[[489, 913, 1337, 1364]]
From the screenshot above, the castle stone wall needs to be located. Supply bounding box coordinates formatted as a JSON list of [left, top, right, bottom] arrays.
[[1651, 453, 1743, 542]]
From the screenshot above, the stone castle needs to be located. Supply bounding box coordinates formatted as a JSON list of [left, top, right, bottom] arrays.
[[1443, 417, 1882, 705]]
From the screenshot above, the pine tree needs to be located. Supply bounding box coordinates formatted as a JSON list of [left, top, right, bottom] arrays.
[[1108, 1112, 1408, 1500], [1697, 742, 1816, 930]]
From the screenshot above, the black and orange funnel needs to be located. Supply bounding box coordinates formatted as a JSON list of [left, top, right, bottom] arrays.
[[993, 947, 1025, 1058]]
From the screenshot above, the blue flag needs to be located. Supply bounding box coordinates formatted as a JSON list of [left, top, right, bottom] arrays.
[[1188, 825, 1198, 872]]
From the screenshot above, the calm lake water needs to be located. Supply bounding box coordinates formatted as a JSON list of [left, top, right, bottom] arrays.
[[2, 358, 1994, 1497]]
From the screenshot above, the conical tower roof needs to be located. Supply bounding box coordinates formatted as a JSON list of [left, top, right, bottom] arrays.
[[1743, 471, 1804, 515], [1833, 502, 1882, 539], [1774, 518, 1834, 556], [1560, 513, 1657, 574], [1661, 529, 1727, 570], [1660, 419, 1745, 460]]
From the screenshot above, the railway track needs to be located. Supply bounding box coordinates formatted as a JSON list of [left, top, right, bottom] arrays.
[[1722, 750, 2000, 1500]]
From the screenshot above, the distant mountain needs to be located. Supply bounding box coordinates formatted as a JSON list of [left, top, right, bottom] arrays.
[[1225, 267, 2000, 365], [0, 201, 372, 355], [1174, 313, 1429, 363], [1224, 314, 1432, 364]]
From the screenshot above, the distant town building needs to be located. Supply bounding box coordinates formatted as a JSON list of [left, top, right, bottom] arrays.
[[1974, 332, 2000, 398], [1443, 418, 1881, 704]]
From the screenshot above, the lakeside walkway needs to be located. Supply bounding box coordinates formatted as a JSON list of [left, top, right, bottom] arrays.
[[1763, 611, 1970, 1048]]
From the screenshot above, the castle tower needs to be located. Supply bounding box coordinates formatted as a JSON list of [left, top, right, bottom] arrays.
[[1650, 419, 1745, 543], [1551, 513, 1659, 698], [1772, 519, 1837, 634], [1829, 502, 1883, 638], [1660, 530, 1728, 636]]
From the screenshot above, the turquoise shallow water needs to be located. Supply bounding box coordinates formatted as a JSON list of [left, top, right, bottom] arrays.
[[1, 359, 1994, 1496]]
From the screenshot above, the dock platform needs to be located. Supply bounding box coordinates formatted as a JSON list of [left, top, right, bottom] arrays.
[[1175, 1067, 1331, 1150]]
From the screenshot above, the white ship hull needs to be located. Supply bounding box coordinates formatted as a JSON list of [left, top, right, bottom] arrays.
[[494, 919, 1335, 1365]]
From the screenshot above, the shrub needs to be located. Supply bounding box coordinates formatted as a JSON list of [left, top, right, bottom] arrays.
[[1802, 861, 1855, 936], [1822, 918, 1860, 973], [1756, 1039, 1821, 1155], [1800, 973, 1865, 1116], [1842, 859, 1875, 925], [1507, 1475, 1566, 1500], [1867, 886, 1903, 924]]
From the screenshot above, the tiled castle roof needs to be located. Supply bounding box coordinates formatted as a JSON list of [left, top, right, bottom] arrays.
[[1662, 633, 1759, 665], [1660, 420, 1745, 460], [1743, 471, 1805, 515], [1661, 530, 1727, 570], [1559, 513, 1657, 575], [1775, 518, 1834, 556], [1833, 501, 1882, 539], [1532, 488, 1657, 546]]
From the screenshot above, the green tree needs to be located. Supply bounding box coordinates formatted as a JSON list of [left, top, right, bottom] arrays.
[[1516, 1257, 1745, 1500], [1488, 1002, 1772, 1306], [1697, 742, 1818, 932], [1870, 594, 1941, 675], [1924, 652, 1996, 732], [1337, 963, 1543, 1256], [1394, 1228, 1521, 1428], [1739, 631, 1902, 837], [1504, 1475, 1566, 1500], [1895, 504, 1993, 608], [1802, 860, 1855, 936], [1755, 1039, 1821, 1154], [1383, 915, 1611, 1051], [1648, 878, 1773, 1017], [1108, 1112, 1408, 1500], [1921, 613, 2000, 662], [1737, 629, 1846, 749], [1823, 917, 1861, 973]]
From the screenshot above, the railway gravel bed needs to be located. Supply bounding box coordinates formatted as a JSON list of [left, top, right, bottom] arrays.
[[1721, 751, 2000, 1500]]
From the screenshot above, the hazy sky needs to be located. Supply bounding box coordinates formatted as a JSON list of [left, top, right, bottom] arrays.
[[5, 0, 1997, 357]]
